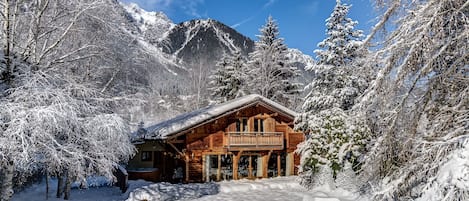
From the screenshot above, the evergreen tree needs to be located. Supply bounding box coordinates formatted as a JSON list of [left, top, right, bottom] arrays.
[[246, 16, 301, 107], [209, 53, 230, 103], [209, 51, 246, 103], [295, 0, 369, 189], [227, 51, 247, 99], [314, 0, 363, 67]]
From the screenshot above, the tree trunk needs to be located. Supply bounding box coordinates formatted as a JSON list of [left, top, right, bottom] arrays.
[[63, 170, 72, 200], [45, 170, 50, 200], [56, 171, 64, 198], [0, 160, 14, 201], [2, 0, 12, 85]]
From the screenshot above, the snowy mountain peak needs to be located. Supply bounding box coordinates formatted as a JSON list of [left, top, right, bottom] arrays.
[[180, 18, 219, 28], [287, 48, 315, 67], [160, 18, 255, 67], [121, 2, 174, 41]]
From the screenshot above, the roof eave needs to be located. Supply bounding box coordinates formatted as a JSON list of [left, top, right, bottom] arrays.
[[142, 95, 298, 141], [158, 99, 297, 140]]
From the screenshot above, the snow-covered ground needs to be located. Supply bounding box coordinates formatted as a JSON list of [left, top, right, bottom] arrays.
[[191, 176, 360, 201], [12, 177, 152, 201], [13, 176, 362, 201]]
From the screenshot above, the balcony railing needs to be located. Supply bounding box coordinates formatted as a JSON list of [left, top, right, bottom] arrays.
[[224, 132, 284, 150]]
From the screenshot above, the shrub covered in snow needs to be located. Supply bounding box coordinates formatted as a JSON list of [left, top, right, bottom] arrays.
[[126, 182, 219, 201]]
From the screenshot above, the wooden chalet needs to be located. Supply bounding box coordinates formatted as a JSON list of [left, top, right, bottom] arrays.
[[127, 94, 305, 183]]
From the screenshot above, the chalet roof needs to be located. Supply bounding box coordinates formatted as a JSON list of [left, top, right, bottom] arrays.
[[139, 94, 297, 140]]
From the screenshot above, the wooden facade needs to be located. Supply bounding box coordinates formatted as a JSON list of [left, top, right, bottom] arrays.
[[127, 95, 305, 183]]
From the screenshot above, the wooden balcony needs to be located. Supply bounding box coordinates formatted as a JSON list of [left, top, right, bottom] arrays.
[[224, 132, 284, 150]]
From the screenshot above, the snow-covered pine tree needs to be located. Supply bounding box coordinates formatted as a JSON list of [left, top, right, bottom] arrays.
[[209, 51, 246, 103], [295, 0, 370, 189], [209, 53, 230, 103], [226, 51, 247, 99], [358, 0, 469, 200], [246, 16, 301, 107], [314, 0, 364, 68]]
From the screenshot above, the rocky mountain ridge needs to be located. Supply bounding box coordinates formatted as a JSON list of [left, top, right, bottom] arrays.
[[117, 2, 314, 125], [120, 2, 314, 74]]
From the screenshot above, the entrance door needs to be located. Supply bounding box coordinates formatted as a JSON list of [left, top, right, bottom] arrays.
[[205, 155, 218, 182], [153, 151, 165, 181], [154, 152, 184, 182]]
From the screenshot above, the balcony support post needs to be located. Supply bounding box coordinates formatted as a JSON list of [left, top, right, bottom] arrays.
[[263, 150, 272, 178], [277, 154, 281, 177]]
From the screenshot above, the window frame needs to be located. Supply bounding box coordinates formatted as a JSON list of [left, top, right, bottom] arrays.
[[236, 118, 249, 132], [254, 118, 264, 132], [141, 151, 152, 161]]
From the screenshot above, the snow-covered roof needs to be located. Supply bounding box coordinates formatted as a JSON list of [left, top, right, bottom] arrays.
[[140, 94, 297, 140]]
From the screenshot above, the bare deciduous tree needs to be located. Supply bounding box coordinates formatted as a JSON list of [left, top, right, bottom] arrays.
[[359, 0, 469, 200], [0, 1, 136, 200]]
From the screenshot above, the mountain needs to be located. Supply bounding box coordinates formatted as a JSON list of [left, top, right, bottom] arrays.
[[287, 48, 315, 83], [159, 19, 255, 68], [121, 3, 255, 72], [120, 2, 315, 74], [121, 3, 174, 44], [115, 2, 314, 126]]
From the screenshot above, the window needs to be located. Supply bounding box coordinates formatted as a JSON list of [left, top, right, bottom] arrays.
[[205, 154, 234, 182], [236, 118, 248, 132], [254, 119, 264, 132], [141, 151, 152, 161]]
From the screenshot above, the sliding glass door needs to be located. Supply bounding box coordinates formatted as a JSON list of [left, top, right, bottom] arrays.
[[205, 154, 234, 182], [238, 154, 262, 179]]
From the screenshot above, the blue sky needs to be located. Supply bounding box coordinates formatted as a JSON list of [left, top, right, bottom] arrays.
[[120, 0, 376, 57]]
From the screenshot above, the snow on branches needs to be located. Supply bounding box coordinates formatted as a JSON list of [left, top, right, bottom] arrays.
[[0, 70, 135, 187], [245, 16, 302, 107], [209, 51, 247, 103], [295, 0, 370, 189], [314, 0, 363, 68], [0, 1, 136, 200], [359, 0, 469, 200]]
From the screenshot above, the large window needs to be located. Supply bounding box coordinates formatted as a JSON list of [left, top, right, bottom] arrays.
[[235, 118, 264, 132], [238, 155, 260, 179], [236, 118, 248, 132], [268, 153, 286, 177], [205, 154, 233, 182]]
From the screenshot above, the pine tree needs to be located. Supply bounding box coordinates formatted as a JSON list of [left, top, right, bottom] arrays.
[[295, 0, 369, 189], [246, 16, 301, 107], [209, 51, 246, 103], [209, 53, 230, 103], [314, 0, 363, 67], [226, 51, 247, 99]]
